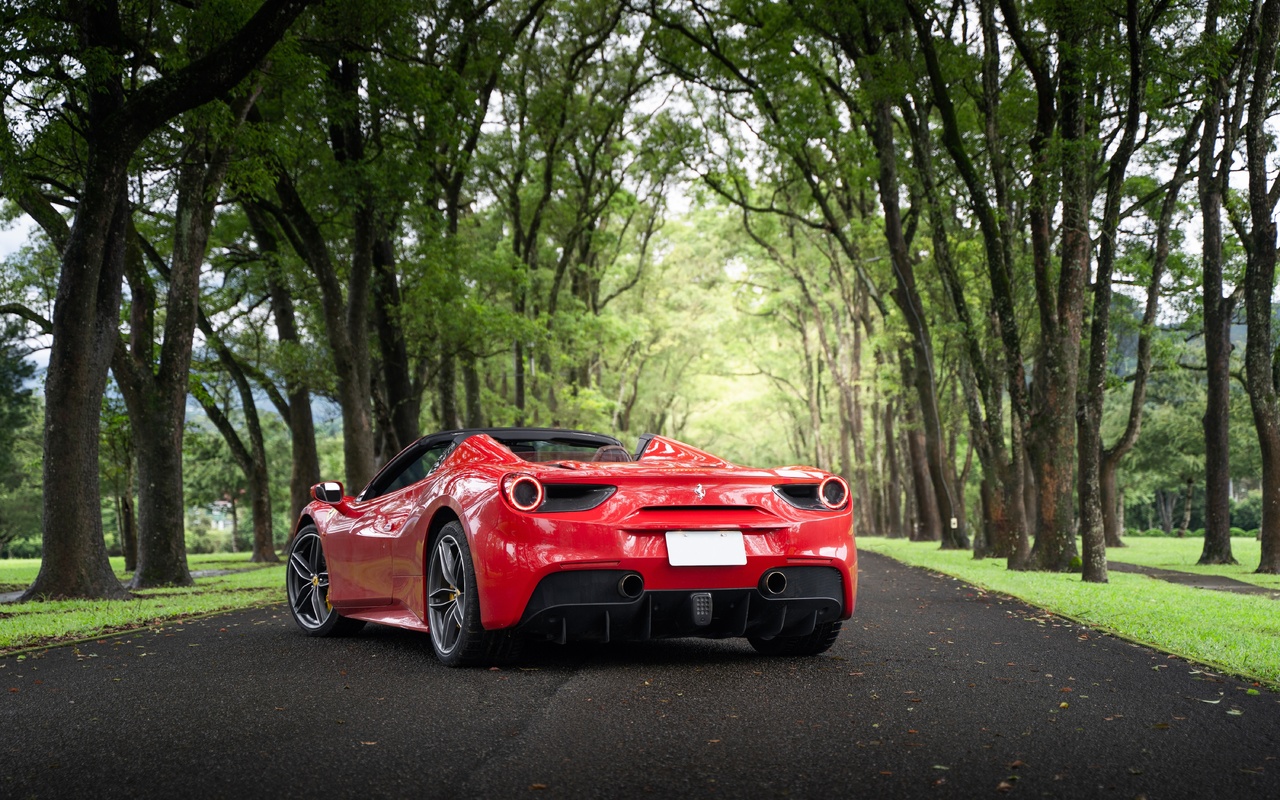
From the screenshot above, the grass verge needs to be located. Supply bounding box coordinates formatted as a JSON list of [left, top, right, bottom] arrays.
[[0, 553, 285, 655], [858, 536, 1280, 688], [1104, 536, 1280, 590]]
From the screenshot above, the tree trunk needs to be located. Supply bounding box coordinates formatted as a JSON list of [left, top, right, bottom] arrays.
[[866, 98, 965, 549], [1099, 459, 1126, 548], [1239, 0, 1280, 574], [119, 482, 137, 573], [463, 355, 484, 427], [1102, 112, 1198, 551], [1078, 0, 1149, 583], [271, 171, 376, 491], [1026, 20, 1089, 573], [249, 205, 321, 525], [438, 352, 460, 431], [1157, 490, 1174, 534], [1195, 0, 1244, 567], [883, 399, 903, 538], [903, 401, 940, 541], [373, 235, 420, 452], [12, 0, 311, 601], [116, 144, 226, 590], [1178, 478, 1195, 538], [907, 0, 1028, 563]]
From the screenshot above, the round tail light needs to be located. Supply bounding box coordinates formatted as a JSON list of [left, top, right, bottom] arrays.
[[505, 475, 544, 512], [818, 476, 849, 510]]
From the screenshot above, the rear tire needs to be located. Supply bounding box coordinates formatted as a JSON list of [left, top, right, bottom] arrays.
[[286, 525, 366, 637], [748, 620, 841, 656], [426, 521, 522, 666]]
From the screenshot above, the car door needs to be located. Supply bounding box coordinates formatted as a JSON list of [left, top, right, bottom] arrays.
[[327, 440, 454, 606]]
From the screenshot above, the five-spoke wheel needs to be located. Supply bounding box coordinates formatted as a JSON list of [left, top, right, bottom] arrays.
[[426, 521, 520, 666], [286, 525, 364, 637]]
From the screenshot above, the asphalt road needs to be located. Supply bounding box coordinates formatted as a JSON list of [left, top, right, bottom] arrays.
[[3, 551, 1278, 800]]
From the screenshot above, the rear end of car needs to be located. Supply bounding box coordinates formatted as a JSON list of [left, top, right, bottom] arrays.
[[473, 459, 856, 655]]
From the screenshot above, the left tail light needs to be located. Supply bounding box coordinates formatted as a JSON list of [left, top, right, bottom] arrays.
[[502, 476, 617, 512], [818, 476, 849, 510], [774, 477, 850, 511], [504, 475, 544, 511]]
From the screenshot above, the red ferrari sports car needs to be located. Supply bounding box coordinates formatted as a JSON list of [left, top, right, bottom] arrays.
[[286, 428, 856, 666]]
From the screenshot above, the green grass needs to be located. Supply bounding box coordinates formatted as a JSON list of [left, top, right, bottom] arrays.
[[0, 553, 285, 654], [1105, 536, 1280, 590], [858, 536, 1280, 688]]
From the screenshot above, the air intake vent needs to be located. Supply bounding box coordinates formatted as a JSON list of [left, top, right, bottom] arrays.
[[540, 484, 616, 512]]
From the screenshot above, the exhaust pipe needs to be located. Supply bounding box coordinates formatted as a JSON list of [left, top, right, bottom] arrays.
[[762, 570, 788, 596], [618, 573, 644, 599]]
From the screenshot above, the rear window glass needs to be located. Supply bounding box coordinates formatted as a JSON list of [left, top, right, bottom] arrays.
[[502, 440, 631, 463]]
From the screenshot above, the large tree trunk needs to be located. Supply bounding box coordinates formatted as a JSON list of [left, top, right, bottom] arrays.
[[26, 163, 131, 600], [1241, 0, 1280, 574], [1026, 20, 1090, 573], [11, 0, 311, 600], [116, 142, 229, 589]]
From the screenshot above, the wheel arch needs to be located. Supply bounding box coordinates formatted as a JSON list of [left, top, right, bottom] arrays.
[[423, 506, 464, 568]]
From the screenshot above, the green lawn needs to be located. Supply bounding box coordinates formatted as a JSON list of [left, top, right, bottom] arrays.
[[0, 553, 285, 654], [1105, 536, 1280, 589], [858, 536, 1280, 688]]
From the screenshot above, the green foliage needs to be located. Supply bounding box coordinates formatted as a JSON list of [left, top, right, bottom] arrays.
[[1230, 492, 1263, 531], [0, 322, 39, 557]]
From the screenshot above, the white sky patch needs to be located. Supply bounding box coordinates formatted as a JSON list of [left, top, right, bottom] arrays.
[[0, 213, 36, 259]]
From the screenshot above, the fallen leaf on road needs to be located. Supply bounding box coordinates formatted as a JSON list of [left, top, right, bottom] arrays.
[[1227, 709, 1244, 716], [996, 781, 1014, 792]]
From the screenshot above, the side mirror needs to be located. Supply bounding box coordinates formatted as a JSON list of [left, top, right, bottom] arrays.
[[312, 481, 345, 504]]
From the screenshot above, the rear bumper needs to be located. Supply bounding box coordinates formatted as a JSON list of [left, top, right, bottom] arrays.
[[514, 565, 845, 643]]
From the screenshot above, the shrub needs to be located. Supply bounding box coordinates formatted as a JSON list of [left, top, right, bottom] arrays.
[[1231, 527, 1248, 538], [1232, 492, 1264, 531]]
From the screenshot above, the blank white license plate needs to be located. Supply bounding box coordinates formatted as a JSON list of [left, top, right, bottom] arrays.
[[665, 531, 746, 566]]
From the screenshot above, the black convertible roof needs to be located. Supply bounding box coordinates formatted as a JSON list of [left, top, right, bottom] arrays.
[[432, 427, 624, 448]]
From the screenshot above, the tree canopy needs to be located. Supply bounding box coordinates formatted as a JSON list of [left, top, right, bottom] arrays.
[[4, 0, 1280, 597]]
